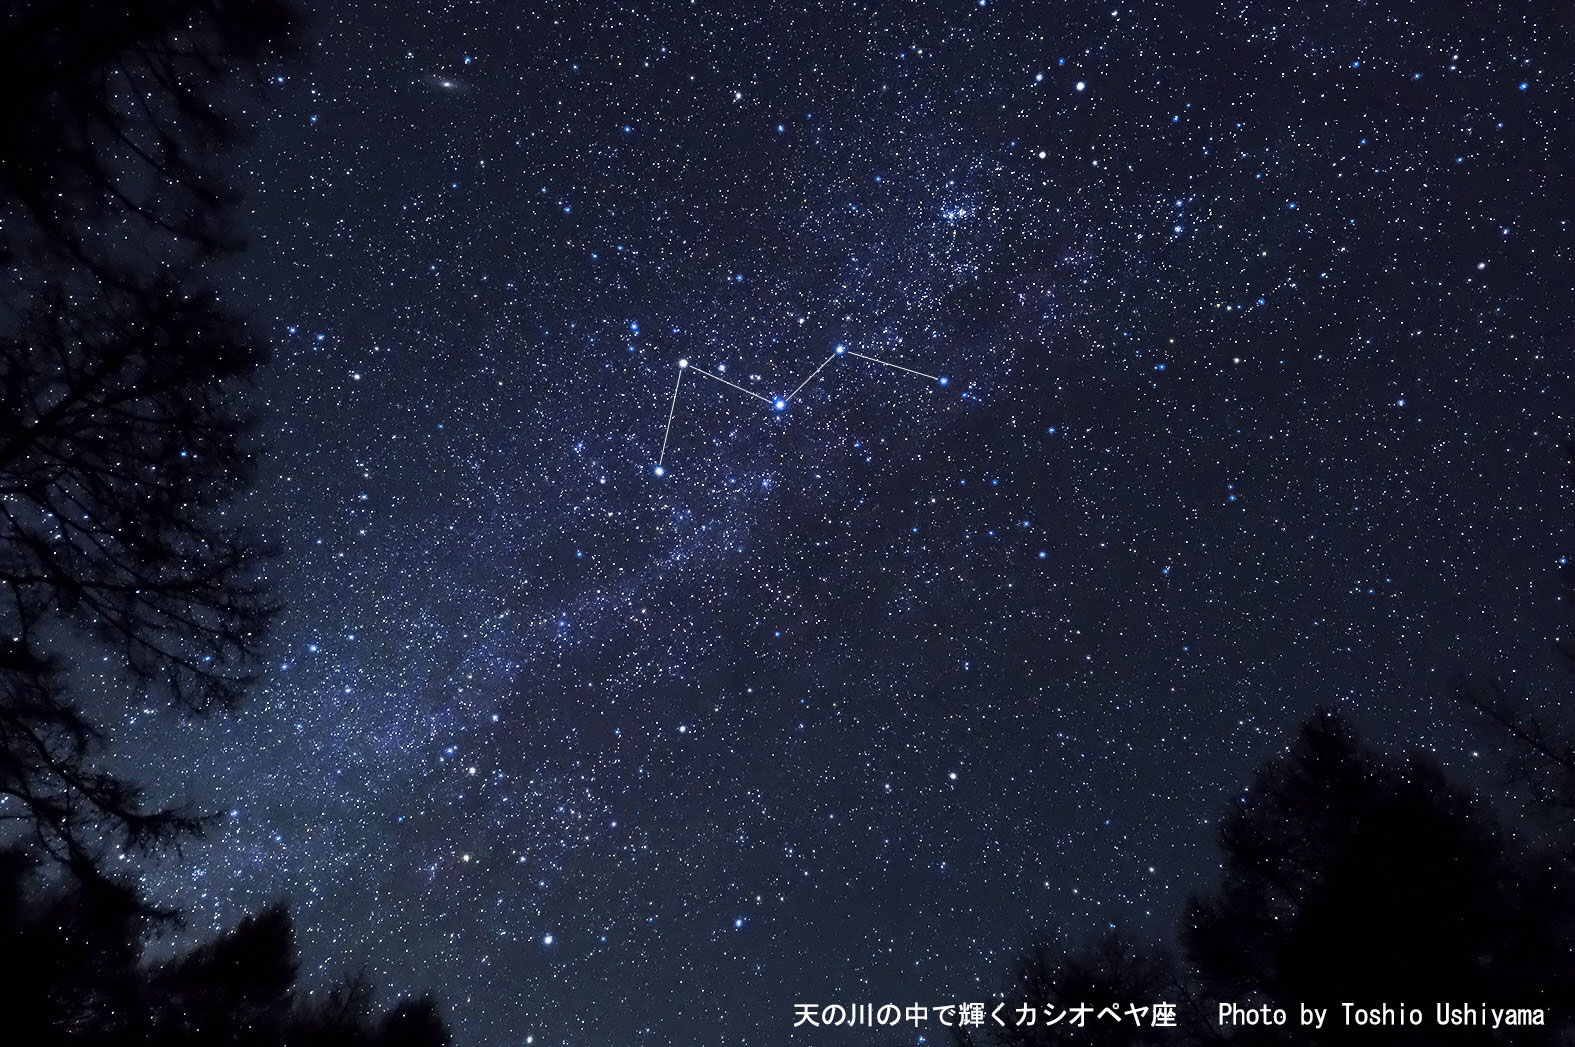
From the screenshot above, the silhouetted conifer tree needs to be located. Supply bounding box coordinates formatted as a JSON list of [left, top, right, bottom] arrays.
[[1, 0, 298, 866], [0, 848, 449, 1045], [1183, 711, 1575, 1045], [4, 1, 451, 1040], [976, 708, 1575, 1047], [0, 0, 302, 270], [956, 931, 1178, 1047], [1457, 442, 1575, 821]]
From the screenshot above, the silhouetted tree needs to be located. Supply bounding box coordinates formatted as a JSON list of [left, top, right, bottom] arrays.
[[0, 0, 302, 271], [2, 4, 452, 1040], [0, 0, 298, 867], [1184, 711, 1575, 1045], [0, 848, 449, 1045], [369, 999, 452, 1047], [1457, 441, 1575, 821], [1, 274, 278, 864], [1459, 675, 1575, 820], [0, 847, 147, 1043], [955, 930, 1178, 1047]]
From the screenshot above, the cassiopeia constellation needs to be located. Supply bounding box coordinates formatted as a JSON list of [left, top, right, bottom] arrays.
[[654, 344, 949, 476]]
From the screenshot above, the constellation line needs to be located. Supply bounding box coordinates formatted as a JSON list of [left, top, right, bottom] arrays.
[[691, 365, 774, 403], [655, 366, 685, 474], [845, 350, 940, 382], [786, 353, 838, 401], [652, 347, 950, 476]]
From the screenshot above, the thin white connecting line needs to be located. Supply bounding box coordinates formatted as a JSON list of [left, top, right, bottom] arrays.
[[689, 365, 773, 403], [654, 347, 949, 475]]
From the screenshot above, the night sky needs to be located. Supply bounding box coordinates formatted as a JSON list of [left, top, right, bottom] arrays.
[[120, 2, 1570, 1044]]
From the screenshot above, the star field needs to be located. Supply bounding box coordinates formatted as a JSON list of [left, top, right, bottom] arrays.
[[126, 2, 1572, 1044]]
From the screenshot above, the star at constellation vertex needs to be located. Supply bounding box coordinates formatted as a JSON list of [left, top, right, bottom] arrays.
[[653, 345, 951, 475]]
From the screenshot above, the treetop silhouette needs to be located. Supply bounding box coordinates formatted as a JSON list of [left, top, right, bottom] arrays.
[[1, 0, 298, 868]]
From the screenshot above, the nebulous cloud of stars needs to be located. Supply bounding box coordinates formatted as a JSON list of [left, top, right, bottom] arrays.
[[127, 2, 1572, 1044]]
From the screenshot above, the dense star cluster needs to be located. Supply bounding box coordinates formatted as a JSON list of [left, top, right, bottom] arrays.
[[121, 2, 1570, 1044]]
